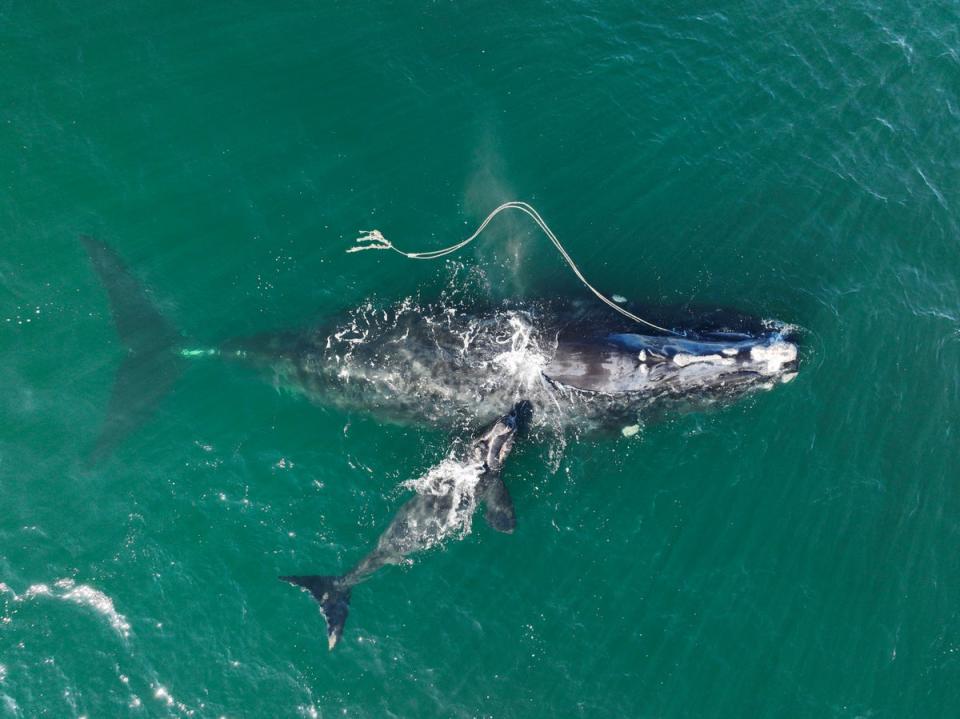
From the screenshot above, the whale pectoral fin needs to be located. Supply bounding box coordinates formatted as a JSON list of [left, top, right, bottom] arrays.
[[483, 474, 516, 534]]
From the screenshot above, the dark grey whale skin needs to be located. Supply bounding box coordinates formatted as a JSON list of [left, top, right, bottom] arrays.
[[223, 298, 800, 434]]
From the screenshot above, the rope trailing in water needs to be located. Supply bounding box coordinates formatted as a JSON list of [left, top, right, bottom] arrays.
[[348, 201, 678, 335]]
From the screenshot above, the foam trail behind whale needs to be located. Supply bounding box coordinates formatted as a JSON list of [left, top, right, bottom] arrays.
[[81, 237, 183, 464]]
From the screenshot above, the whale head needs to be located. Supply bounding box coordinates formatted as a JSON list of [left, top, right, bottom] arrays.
[[543, 321, 800, 401], [473, 400, 533, 473]]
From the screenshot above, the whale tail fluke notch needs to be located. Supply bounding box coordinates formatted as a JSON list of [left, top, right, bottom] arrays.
[[280, 575, 352, 651], [81, 236, 183, 465]]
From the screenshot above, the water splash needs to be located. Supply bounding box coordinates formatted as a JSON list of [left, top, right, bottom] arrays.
[[401, 452, 488, 544], [0, 578, 130, 639]]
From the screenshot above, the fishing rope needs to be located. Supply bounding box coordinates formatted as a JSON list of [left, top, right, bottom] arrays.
[[348, 201, 678, 335]]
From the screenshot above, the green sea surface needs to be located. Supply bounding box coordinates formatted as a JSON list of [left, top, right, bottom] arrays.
[[2, 2, 959, 717]]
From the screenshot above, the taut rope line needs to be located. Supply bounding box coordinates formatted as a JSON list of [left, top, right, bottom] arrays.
[[348, 201, 678, 336]]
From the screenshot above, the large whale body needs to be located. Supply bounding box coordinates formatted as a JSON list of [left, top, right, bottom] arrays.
[[83, 238, 798, 451], [222, 298, 799, 435]]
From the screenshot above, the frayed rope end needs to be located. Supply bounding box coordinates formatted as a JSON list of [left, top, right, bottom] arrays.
[[346, 229, 394, 254]]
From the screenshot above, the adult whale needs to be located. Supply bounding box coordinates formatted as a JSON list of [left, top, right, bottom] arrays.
[[218, 296, 799, 437], [82, 237, 799, 457]]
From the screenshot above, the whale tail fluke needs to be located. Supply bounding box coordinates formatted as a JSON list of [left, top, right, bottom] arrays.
[[280, 575, 352, 651], [81, 236, 183, 465]]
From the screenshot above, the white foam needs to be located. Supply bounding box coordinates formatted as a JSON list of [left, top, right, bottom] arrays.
[[490, 313, 547, 390], [24, 584, 52, 599], [151, 683, 193, 715], [57, 579, 131, 638], [401, 457, 486, 544], [154, 686, 175, 707], [3, 578, 130, 638]]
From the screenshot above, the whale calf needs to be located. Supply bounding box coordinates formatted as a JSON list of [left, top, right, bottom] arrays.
[[282, 400, 532, 649]]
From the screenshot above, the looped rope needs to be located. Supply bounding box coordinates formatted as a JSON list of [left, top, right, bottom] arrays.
[[349, 201, 678, 335]]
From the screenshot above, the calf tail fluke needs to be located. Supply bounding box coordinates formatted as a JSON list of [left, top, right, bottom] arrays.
[[81, 237, 183, 464], [280, 575, 352, 651]]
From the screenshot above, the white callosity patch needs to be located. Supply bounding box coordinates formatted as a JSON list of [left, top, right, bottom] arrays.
[[749, 341, 798, 374], [672, 353, 735, 367]]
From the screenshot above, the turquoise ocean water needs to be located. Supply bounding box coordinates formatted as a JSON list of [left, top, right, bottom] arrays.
[[2, 2, 959, 717]]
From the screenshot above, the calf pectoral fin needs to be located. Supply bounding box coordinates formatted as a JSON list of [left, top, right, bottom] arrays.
[[483, 474, 516, 534]]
